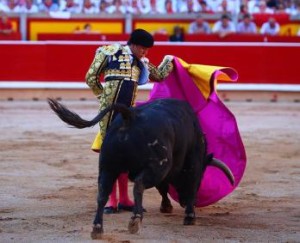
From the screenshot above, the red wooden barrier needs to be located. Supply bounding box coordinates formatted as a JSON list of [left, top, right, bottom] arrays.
[[37, 33, 300, 43], [0, 42, 298, 84], [0, 32, 21, 40]]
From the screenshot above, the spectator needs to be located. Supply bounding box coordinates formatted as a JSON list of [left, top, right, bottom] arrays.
[[97, 0, 109, 13], [187, 0, 199, 13], [39, 0, 59, 12], [0, 0, 10, 12], [266, 0, 278, 11], [260, 17, 280, 35], [285, 0, 298, 15], [188, 15, 211, 34], [212, 13, 236, 37], [253, 0, 274, 14], [14, 0, 39, 13], [244, 0, 257, 14], [152, 0, 162, 13], [288, 2, 300, 15], [106, 0, 125, 14], [237, 13, 257, 34], [60, 0, 81, 13], [226, 0, 240, 14], [0, 10, 13, 34], [74, 23, 100, 33], [198, 0, 214, 13], [120, 0, 137, 14], [82, 0, 97, 14], [239, 3, 249, 14], [169, 25, 184, 41], [137, 0, 152, 14], [131, 0, 141, 14], [207, 0, 222, 13], [216, 0, 236, 15], [275, 2, 286, 13], [164, 0, 176, 13], [2, 0, 19, 13]]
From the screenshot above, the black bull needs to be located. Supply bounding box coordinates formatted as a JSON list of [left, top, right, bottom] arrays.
[[48, 98, 235, 239]]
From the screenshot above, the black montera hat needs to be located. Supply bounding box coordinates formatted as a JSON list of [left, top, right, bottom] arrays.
[[127, 29, 154, 48]]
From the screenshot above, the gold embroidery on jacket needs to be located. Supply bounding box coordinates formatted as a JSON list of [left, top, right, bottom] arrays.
[[148, 59, 174, 82], [85, 51, 107, 96]]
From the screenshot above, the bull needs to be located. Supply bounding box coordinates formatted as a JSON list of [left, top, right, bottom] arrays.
[[48, 98, 235, 239]]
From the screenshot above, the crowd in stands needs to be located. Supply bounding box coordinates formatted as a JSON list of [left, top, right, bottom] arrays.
[[0, 0, 299, 15], [183, 13, 283, 37], [1, 0, 300, 39], [0, 10, 13, 34]]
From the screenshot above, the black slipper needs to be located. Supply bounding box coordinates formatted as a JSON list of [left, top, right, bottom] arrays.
[[118, 203, 147, 212], [104, 206, 118, 214], [117, 203, 134, 212]]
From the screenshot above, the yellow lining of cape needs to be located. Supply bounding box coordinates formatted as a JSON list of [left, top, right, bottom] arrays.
[[178, 58, 237, 100]]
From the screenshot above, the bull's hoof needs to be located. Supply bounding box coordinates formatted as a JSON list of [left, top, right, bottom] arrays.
[[91, 224, 103, 239], [183, 216, 196, 225], [160, 204, 173, 213], [128, 216, 142, 234]]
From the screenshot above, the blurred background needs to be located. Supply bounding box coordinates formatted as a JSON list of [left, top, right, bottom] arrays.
[[0, 0, 299, 101]]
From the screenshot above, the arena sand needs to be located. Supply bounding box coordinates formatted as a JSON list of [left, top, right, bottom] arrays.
[[0, 100, 299, 242]]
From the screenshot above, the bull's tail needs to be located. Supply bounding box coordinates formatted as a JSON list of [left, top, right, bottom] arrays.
[[208, 156, 235, 186], [47, 98, 134, 129]]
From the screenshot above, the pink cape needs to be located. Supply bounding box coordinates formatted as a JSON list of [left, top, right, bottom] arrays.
[[145, 58, 247, 207]]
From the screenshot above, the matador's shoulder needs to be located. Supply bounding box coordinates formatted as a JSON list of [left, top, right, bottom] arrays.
[[96, 43, 121, 56]]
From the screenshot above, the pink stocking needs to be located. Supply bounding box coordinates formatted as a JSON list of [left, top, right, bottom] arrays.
[[118, 173, 134, 206], [105, 182, 118, 208]]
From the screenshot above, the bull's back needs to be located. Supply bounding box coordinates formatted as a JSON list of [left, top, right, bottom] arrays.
[[101, 99, 203, 180]]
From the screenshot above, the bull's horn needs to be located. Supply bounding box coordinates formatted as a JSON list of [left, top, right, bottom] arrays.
[[211, 158, 235, 186]]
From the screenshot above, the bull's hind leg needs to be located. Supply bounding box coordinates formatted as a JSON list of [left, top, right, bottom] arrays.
[[183, 204, 196, 225], [182, 151, 202, 226], [91, 171, 118, 239], [156, 183, 173, 213], [128, 174, 145, 234]]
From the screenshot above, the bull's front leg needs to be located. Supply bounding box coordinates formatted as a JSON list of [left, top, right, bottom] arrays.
[[128, 174, 145, 234], [156, 182, 173, 213], [91, 171, 118, 239], [184, 203, 196, 225]]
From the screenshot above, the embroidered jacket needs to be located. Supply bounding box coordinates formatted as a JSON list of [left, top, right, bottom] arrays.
[[85, 43, 173, 97]]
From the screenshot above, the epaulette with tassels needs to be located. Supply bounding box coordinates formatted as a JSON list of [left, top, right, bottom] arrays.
[[96, 43, 121, 55]]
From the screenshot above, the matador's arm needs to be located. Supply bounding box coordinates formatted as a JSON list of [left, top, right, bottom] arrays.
[[85, 51, 108, 98], [148, 55, 174, 82]]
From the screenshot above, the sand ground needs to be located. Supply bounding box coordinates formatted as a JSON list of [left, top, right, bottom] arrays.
[[0, 100, 299, 243]]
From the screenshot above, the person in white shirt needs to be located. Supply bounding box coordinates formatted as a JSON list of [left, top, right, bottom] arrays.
[[188, 14, 211, 34], [260, 17, 280, 35], [253, 0, 274, 14], [0, 0, 9, 12], [212, 13, 236, 37], [206, 0, 222, 12], [106, 0, 127, 14], [39, 0, 59, 12], [60, 0, 82, 13], [216, 0, 236, 15], [82, 0, 98, 14], [245, 0, 257, 14], [14, 0, 39, 13], [137, 0, 151, 14], [178, 0, 199, 13], [237, 13, 257, 34]]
